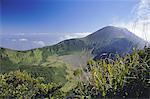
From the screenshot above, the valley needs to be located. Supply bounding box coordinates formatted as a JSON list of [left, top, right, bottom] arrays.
[[0, 26, 149, 98]]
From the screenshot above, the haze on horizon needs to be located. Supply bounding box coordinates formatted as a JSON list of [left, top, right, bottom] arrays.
[[1, 0, 150, 50]]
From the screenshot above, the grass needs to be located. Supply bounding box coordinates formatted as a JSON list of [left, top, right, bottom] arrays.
[[0, 47, 150, 98]]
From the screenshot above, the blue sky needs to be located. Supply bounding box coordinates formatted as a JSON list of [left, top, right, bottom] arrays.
[[2, 0, 137, 34], [1, 0, 150, 50]]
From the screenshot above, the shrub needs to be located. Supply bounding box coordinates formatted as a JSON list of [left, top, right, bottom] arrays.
[[73, 48, 150, 98], [0, 70, 63, 98]]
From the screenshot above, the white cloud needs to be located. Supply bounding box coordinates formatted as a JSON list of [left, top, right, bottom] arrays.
[[18, 33, 25, 36], [59, 32, 91, 41], [19, 38, 28, 42], [11, 39, 17, 42], [112, 20, 150, 41], [0, 33, 52, 36], [135, 0, 150, 20], [33, 41, 45, 46], [111, 0, 150, 41]]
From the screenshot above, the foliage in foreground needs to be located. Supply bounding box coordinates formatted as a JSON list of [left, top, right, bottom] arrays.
[[73, 47, 150, 98], [0, 47, 150, 98], [0, 71, 65, 98]]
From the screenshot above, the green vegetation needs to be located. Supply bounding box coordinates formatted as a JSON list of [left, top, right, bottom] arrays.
[[0, 48, 74, 85], [0, 47, 149, 98], [0, 71, 64, 98], [73, 47, 150, 98], [1, 27, 145, 68]]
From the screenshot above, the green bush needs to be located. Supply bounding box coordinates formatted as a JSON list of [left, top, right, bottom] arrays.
[[73, 47, 150, 98], [0, 47, 149, 98], [0, 71, 63, 98]]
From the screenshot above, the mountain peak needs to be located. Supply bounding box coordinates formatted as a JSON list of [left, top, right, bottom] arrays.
[[83, 26, 145, 50], [99, 26, 128, 32], [86, 26, 131, 40], [105, 26, 117, 28]]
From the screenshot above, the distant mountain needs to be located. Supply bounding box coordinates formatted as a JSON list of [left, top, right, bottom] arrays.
[[82, 26, 146, 59], [84, 26, 144, 51], [0, 26, 147, 85], [39, 26, 146, 58], [0, 26, 146, 72]]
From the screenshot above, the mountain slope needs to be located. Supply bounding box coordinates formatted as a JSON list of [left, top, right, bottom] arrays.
[[39, 26, 146, 59], [82, 26, 145, 55], [0, 26, 146, 71]]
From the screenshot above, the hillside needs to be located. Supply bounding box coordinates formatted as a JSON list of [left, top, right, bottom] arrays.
[[0, 26, 147, 84], [1, 47, 149, 98], [39, 26, 146, 59], [0, 26, 149, 98], [83, 26, 145, 55], [1, 26, 146, 67]]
